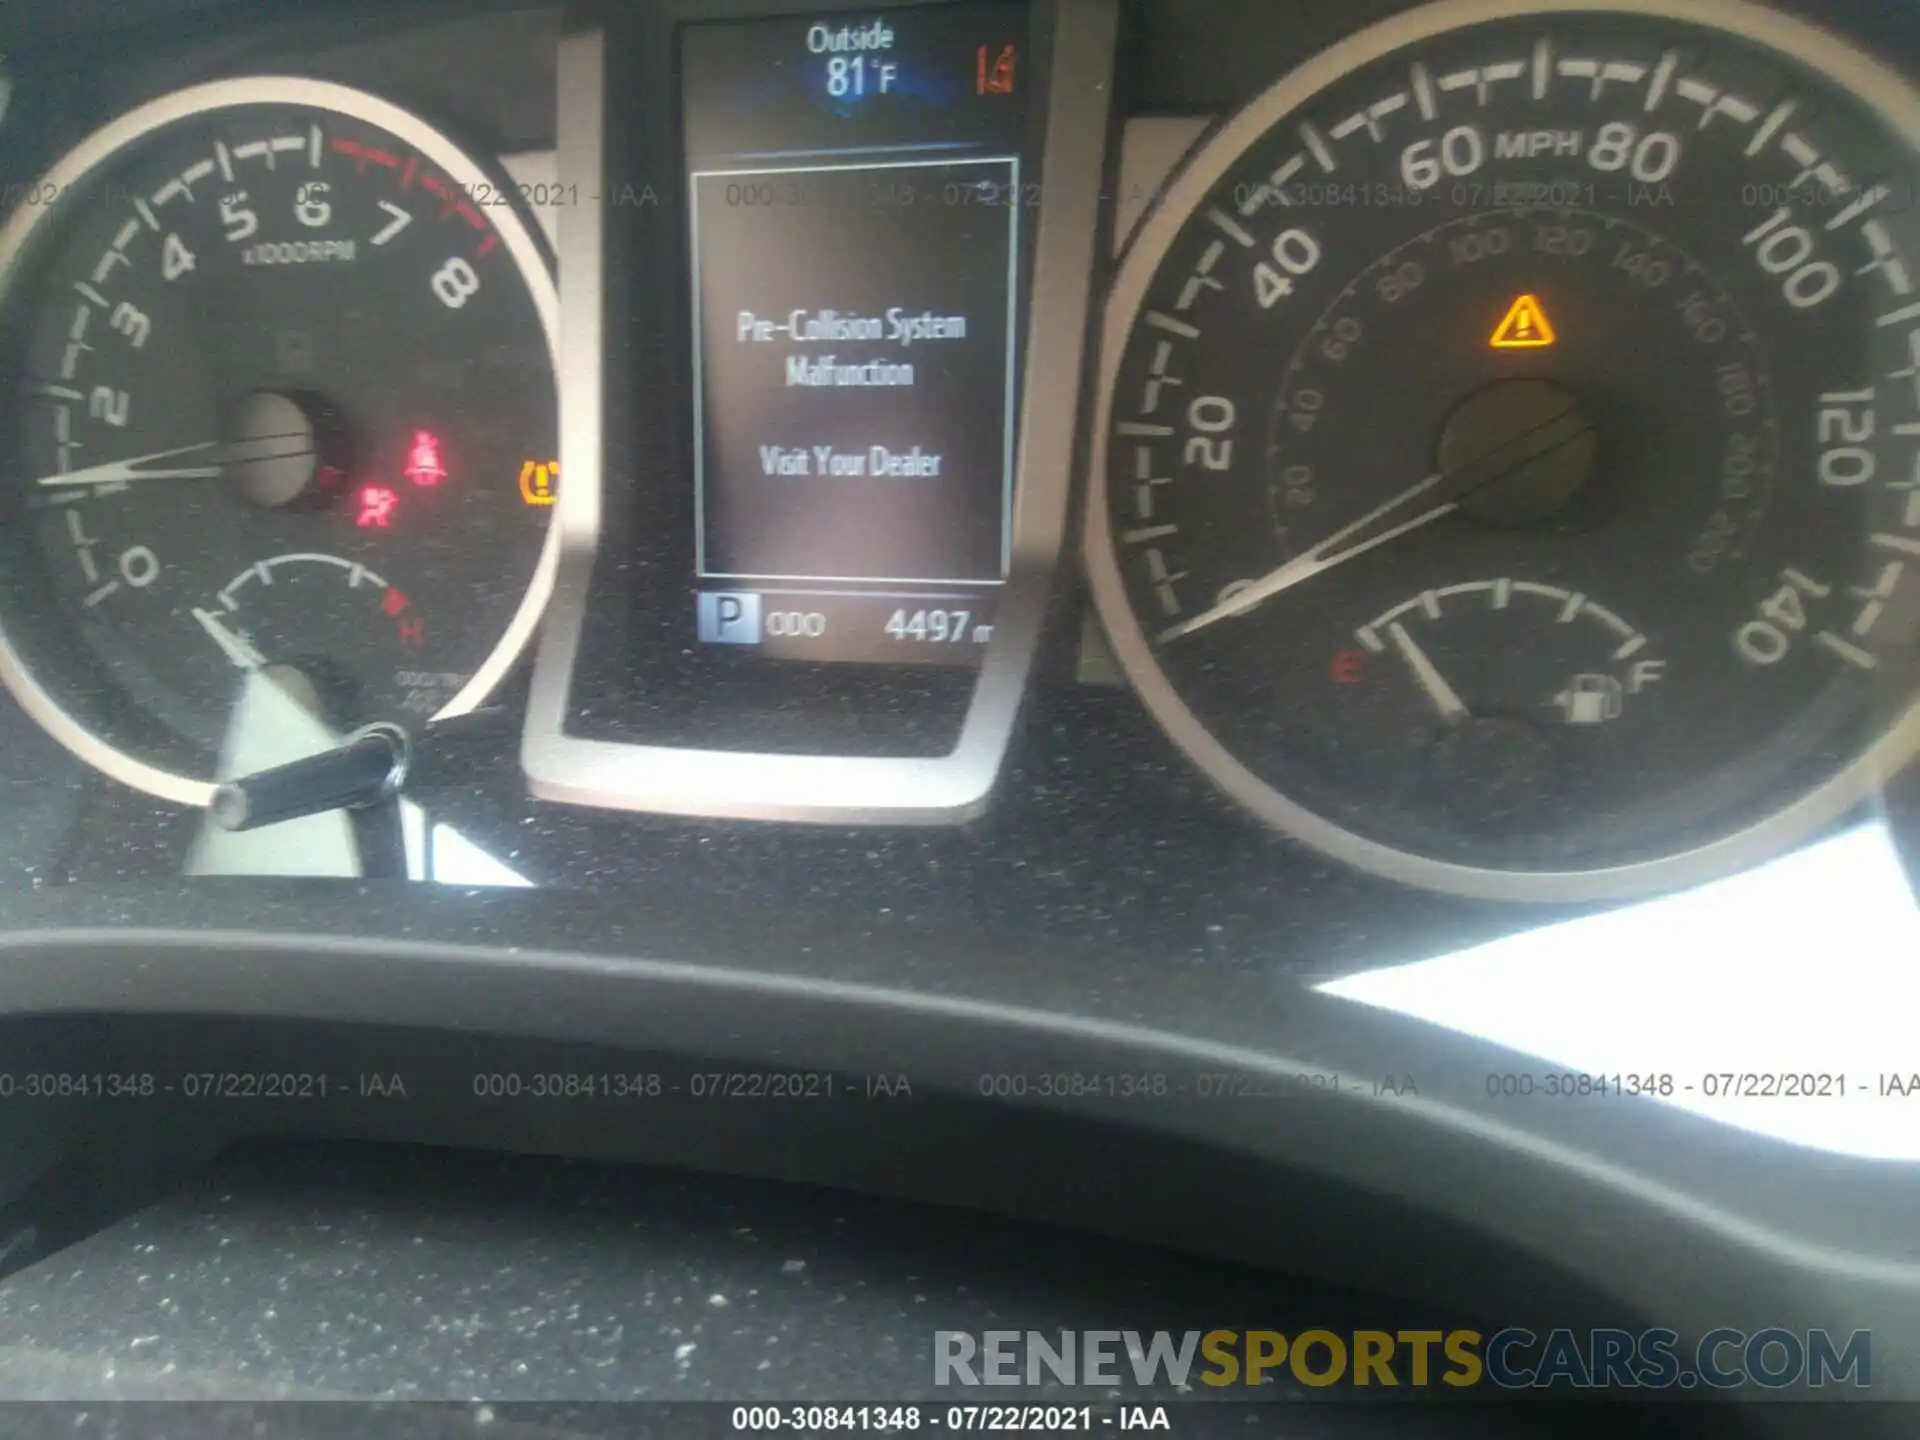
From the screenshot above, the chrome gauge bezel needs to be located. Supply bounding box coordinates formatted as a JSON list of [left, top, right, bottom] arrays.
[[0, 76, 562, 808], [1084, 0, 1920, 903]]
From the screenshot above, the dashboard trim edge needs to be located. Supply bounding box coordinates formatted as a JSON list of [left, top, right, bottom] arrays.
[[4, 920, 1918, 1401]]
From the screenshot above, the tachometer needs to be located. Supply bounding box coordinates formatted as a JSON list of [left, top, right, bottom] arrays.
[[0, 78, 558, 806], [1088, 0, 1920, 900]]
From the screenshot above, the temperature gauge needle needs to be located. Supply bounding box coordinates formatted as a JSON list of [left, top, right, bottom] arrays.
[[1386, 621, 1469, 722], [194, 607, 267, 670]]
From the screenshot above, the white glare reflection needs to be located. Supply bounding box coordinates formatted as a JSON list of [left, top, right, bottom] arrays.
[[427, 822, 534, 888], [1318, 824, 1920, 1160]]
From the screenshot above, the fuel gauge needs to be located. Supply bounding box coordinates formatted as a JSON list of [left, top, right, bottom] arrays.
[[1348, 580, 1668, 832]]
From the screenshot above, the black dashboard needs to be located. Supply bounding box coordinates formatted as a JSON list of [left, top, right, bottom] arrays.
[[2, 0, 1919, 1428]]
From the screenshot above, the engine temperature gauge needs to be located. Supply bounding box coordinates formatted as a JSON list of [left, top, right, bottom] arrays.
[[0, 78, 558, 804]]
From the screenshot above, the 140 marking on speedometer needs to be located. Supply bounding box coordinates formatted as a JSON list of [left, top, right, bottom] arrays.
[[1089, 0, 1920, 900]]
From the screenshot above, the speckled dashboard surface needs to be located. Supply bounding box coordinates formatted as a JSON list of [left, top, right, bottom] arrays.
[[0, 1140, 1462, 1403]]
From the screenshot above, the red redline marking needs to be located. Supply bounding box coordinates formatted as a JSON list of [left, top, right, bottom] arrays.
[[364, 148, 399, 168], [455, 200, 486, 230], [382, 588, 410, 617], [329, 136, 374, 176], [400, 156, 418, 191], [476, 233, 498, 257], [421, 174, 458, 218]]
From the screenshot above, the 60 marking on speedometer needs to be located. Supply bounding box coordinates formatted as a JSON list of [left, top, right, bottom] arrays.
[[1089, 0, 1920, 900]]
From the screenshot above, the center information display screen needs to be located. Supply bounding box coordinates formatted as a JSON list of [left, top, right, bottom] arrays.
[[682, 5, 1031, 665]]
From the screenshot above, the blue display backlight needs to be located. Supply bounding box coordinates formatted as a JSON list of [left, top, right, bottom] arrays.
[[684, 7, 1023, 161], [679, 5, 1033, 664]]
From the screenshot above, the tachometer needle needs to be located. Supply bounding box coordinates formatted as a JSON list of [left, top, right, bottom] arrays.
[[1386, 621, 1468, 722], [194, 607, 267, 670], [37, 441, 225, 488], [35, 432, 314, 488]]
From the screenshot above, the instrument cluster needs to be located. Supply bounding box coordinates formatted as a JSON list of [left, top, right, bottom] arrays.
[[2, 0, 1917, 905]]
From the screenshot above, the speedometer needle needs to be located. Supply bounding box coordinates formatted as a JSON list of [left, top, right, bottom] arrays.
[[1159, 472, 1456, 642], [1386, 622, 1468, 722], [1155, 392, 1596, 645], [194, 607, 267, 670]]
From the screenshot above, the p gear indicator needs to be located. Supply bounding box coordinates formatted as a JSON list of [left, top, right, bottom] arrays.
[[1489, 293, 1556, 349], [682, 6, 1029, 669]]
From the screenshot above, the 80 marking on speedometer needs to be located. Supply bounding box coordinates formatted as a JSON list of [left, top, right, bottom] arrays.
[[1090, 0, 1920, 899]]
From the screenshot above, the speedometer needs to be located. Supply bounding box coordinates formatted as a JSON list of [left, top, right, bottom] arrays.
[[1087, 0, 1920, 901], [0, 78, 557, 806]]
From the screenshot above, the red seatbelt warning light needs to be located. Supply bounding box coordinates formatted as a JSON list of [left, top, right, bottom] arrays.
[[403, 430, 448, 487], [357, 485, 400, 529]]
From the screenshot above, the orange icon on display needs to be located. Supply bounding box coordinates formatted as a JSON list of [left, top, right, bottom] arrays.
[[518, 459, 559, 506], [1489, 293, 1556, 349]]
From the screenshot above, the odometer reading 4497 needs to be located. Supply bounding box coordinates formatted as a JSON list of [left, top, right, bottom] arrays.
[[1088, 0, 1920, 900]]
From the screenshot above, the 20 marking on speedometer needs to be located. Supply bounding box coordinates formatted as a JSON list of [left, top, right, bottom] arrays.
[[1090, 0, 1920, 897]]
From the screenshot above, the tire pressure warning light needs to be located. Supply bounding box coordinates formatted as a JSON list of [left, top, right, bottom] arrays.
[[1490, 293, 1556, 349], [518, 459, 558, 506]]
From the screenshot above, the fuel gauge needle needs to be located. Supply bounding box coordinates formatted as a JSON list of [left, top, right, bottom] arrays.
[[1386, 621, 1469, 722], [194, 607, 267, 670]]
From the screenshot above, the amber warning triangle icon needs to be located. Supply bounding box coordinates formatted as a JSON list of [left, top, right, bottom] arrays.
[[1489, 293, 1556, 349]]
